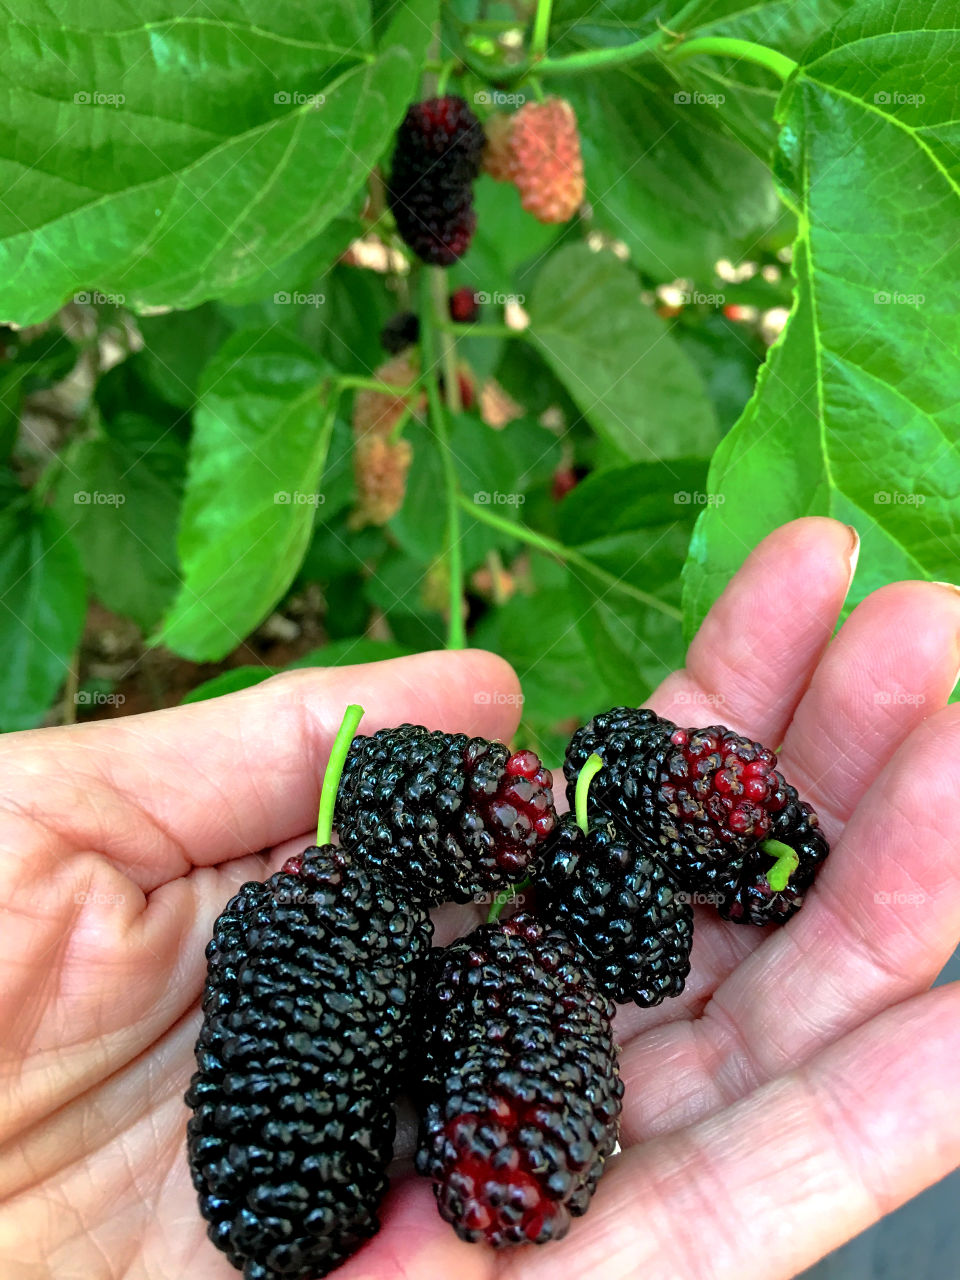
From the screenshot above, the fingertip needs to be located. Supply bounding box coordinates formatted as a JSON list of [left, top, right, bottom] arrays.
[[748, 515, 858, 588], [258, 648, 522, 742], [680, 516, 857, 739]]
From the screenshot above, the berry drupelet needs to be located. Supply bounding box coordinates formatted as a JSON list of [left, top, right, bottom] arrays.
[[415, 914, 623, 1246], [388, 96, 484, 265], [334, 726, 557, 904], [185, 846, 433, 1280], [536, 814, 693, 1006]]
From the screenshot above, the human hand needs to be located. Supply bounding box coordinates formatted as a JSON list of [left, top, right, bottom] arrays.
[[2, 517, 959, 1280]]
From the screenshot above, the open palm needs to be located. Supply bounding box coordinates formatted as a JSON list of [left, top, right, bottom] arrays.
[[2, 516, 958, 1280]]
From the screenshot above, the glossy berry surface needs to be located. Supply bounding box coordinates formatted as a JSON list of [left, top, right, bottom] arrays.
[[185, 846, 432, 1279], [660, 725, 790, 846], [335, 726, 557, 904], [537, 814, 693, 1006], [415, 914, 622, 1246]]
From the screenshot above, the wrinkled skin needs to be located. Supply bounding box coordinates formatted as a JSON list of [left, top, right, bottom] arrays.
[[1, 517, 959, 1280]]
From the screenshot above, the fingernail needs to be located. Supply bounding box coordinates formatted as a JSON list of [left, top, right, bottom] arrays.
[[845, 525, 861, 585]]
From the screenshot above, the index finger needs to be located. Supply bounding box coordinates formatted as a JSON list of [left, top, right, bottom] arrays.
[[0, 650, 523, 891]]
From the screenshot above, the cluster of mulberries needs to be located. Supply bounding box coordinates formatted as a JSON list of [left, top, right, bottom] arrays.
[[388, 96, 484, 265], [188, 702, 828, 1273], [386, 91, 585, 265]]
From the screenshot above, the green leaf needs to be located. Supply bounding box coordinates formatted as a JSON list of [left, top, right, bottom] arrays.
[[160, 330, 334, 661], [552, 2, 855, 277], [136, 306, 234, 410], [564, 68, 778, 279], [560, 459, 705, 701], [471, 556, 610, 765], [527, 244, 719, 460], [54, 413, 186, 631], [0, 503, 86, 731], [453, 413, 561, 566], [364, 548, 446, 649], [0, 0, 436, 323], [390, 413, 561, 571], [181, 637, 412, 703], [215, 214, 361, 307], [683, 1, 960, 638], [451, 176, 561, 301], [388, 421, 447, 564], [182, 667, 276, 703], [288, 637, 411, 667], [672, 313, 765, 434]]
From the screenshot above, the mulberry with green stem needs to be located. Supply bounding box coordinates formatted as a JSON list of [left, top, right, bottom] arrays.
[[185, 707, 433, 1280], [564, 706, 829, 926], [334, 725, 558, 905]]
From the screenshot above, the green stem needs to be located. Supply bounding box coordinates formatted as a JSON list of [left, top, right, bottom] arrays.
[[316, 704, 365, 845], [421, 268, 467, 649], [487, 875, 533, 924], [457, 493, 683, 622], [575, 753, 604, 835], [432, 272, 463, 416], [464, 29, 794, 83], [530, 0, 553, 61], [436, 58, 456, 95], [668, 36, 796, 82], [534, 31, 661, 77], [760, 838, 800, 892]]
